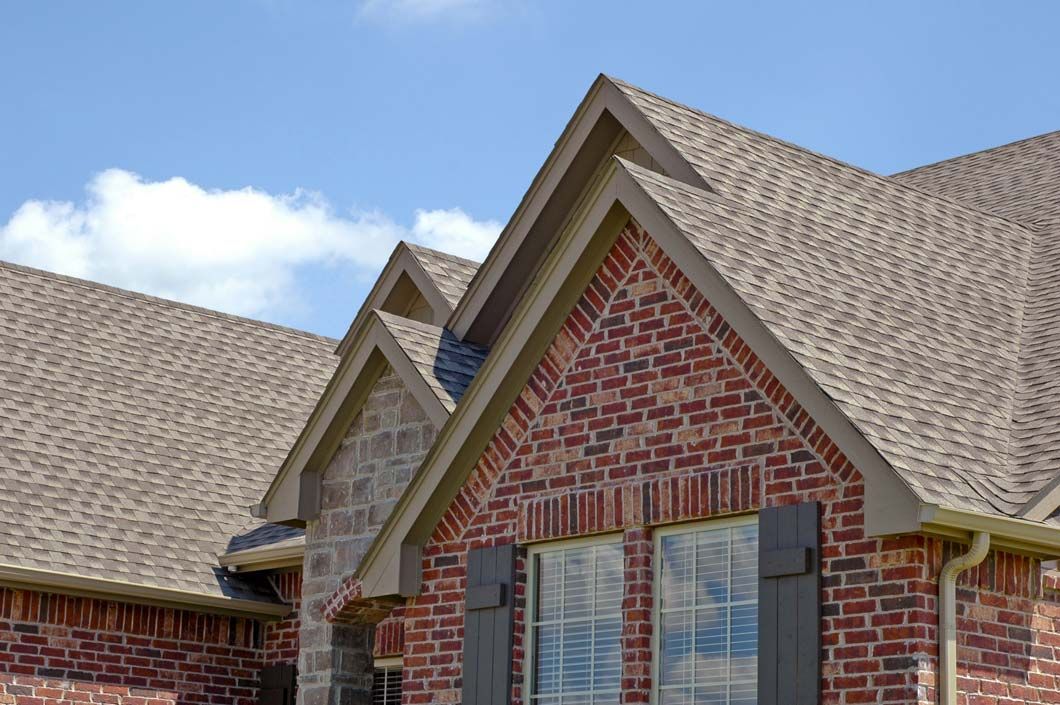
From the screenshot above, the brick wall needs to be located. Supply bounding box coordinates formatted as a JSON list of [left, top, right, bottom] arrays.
[[264, 571, 302, 666], [298, 368, 432, 704], [0, 579, 300, 705], [396, 220, 1060, 705]]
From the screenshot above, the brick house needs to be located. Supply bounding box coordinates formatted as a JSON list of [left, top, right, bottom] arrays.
[[3, 75, 1060, 705]]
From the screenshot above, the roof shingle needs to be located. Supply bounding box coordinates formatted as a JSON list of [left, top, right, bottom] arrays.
[[0, 261, 337, 599], [610, 76, 1060, 519]]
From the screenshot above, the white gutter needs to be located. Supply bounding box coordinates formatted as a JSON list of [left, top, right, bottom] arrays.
[[938, 531, 990, 705]]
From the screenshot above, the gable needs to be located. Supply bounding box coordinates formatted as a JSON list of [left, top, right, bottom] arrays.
[[428, 221, 856, 550]]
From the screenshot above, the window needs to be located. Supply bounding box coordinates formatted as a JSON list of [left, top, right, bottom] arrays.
[[527, 537, 624, 705], [372, 657, 402, 705], [654, 518, 758, 705]]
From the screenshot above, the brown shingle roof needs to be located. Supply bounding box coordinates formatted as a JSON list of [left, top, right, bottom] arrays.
[[0, 261, 337, 599], [375, 310, 488, 412], [610, 76, 1060, 519], [405, 243, 480, 309]]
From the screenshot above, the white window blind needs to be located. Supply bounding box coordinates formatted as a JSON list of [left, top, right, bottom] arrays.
[[656, 520, 759, 705], [528, 539, 624, 705], [372, 665, 402, 705]]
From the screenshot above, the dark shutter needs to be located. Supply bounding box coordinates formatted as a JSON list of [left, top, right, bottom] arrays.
[[258, 664, 297, 705], [461, 544, 517, 705], [758, 501, 821, 705]]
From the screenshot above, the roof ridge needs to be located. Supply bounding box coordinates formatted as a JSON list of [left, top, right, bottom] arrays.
[[404, 241, 483, 267], [0, 258, 338, 346], [607, 75, 1035, 234], [892, 128, 1060, 179]]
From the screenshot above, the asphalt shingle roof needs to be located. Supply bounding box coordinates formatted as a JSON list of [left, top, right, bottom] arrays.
[[0, 261, 337, 598], [611, 78, 1060, 519], [375, 310, 489, 412], [405, 243, 480, 309]]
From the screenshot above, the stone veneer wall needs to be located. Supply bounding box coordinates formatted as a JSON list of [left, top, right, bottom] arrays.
[[298, 369, 435, 705]]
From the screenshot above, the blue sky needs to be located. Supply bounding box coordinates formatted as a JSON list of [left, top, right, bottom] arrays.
[[2, 1, 1058, 338]]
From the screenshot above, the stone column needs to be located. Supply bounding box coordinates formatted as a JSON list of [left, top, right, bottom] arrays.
[[299, 621, 376, 705]]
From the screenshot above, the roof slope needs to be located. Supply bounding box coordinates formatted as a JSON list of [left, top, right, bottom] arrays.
[[608, 77, 1060, 518], [891, 130, 1060, 513], [893, 130, 1060, 227], [376, 310, 489, 412], [405, 243, 480, 309], [0, 261, 337, 599]]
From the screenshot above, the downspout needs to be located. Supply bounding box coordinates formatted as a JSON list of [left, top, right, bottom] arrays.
[[938, 531, 990, 705]]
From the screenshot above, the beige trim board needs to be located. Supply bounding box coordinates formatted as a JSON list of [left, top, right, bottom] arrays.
[[218, 538, 306, 572], [263, 310, 453, 525], [449, 74, 708, 345], [1020, 475, 1060, 522], [0, 563, 292, 619], [355, 158, 934, 599]]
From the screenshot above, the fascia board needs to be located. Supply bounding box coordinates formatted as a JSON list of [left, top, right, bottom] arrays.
[[921, 505, 1060, 557], [0, 564, 291, 619], [217, 538, 306, 572]]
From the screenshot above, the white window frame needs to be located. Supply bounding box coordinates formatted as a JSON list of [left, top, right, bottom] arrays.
[[651, 514, 759, 705], [524, 532, 625, 704]]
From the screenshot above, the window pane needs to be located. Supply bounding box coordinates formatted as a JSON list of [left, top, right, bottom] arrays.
[[537, 552, 562, 622], [530, 542, 623, 703], [592, 616, 621, 690], [660, 610, 693, 687], [695, 530, 730, 605], [534, 624, 561, 694], [694, 605, 728, 686], [730, 524, 758, 603], [660, 532, 694, 610], [656, 522, 758, 705]]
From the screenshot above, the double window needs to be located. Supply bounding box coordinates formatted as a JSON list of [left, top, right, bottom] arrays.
[[526, 518, 758, 705]]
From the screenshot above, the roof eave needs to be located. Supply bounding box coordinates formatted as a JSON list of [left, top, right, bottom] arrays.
[[0, 563, 291, 619], [920, 504, 1060, 557], [218, 538, 306, 573]]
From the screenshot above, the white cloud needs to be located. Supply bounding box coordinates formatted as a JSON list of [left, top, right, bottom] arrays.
[[0, 168, 500, 319], [356, 0, 503, 24], [411, 207, 501, 261]]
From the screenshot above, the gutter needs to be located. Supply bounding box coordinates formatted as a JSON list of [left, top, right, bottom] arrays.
[[0, 563, 291, 619], [218, 539, 306, 573], [938, 532, 990, 705]]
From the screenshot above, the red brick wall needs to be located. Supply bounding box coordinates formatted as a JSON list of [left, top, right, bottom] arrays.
[[264, 571, 302, 666], [0, 570, 301, 705], [397, 220, 1060, 705]]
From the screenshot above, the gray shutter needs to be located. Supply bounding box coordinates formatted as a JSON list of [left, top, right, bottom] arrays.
[[758, 501, 820, 705], [259, 664, 297, 705], [462, 544, 517, 705]]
